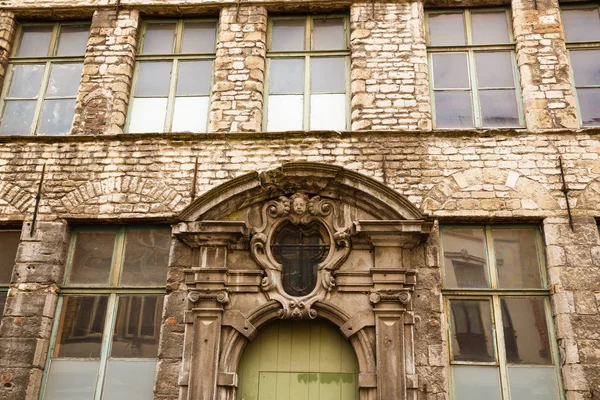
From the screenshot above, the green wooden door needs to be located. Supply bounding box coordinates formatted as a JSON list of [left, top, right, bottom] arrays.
[[237, 319, 359, 400]]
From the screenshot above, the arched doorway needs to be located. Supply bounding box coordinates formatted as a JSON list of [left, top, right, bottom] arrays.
[[237, 319, 359, 400]]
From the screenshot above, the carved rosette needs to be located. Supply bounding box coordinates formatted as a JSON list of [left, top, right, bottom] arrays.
[[250, 192, 352, 319]]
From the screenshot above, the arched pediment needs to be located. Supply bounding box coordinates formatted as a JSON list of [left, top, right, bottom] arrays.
[[179, 162, 426, 222]]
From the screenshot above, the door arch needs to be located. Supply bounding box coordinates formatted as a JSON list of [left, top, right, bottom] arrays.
[[237, 319, 359, 400]]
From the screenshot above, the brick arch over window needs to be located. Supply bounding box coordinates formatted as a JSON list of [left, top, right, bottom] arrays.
[[0, 180, 35, 215], [57, 176, 185, 216], [575, 178, 600, 212], [422, 168, 560, 215]]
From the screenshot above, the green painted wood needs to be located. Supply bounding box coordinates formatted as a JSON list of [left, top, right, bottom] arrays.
[[237, 320, 358, 400]]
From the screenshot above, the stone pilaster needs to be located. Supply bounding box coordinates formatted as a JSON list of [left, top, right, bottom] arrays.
[[210, 5, 267, 133], [512, 0, 579, 130], [0, 11, 17, 96], [72, 9, 139, 135], [0, 221, 69, 400], [350, 2, 432, 131], [543, 217, 600, 399]]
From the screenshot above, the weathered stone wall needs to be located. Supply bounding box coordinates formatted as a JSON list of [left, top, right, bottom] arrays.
[[350, 2, 431, 131], [0, 11, 17, 97]]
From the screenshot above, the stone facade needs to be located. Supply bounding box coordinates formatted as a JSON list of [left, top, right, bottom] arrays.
[[0, 1, 598, 400]]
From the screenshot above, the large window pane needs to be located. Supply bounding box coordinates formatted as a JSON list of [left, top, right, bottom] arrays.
[[313, 19, 345, 50], [432, 53, 470, 89], [69, 231, 115, 284], [44, 360, 100, 400], [56, 25, 90, 56], [271, 19, 305, 51], [442, 228, 489, 288], [267, 95, 303, 131], [428, 13, 466, 46], [38, 99, 76, 135], [142, 24, 176, 54], [181, 22, 216, 53], [134, 62, 172, 97], [577, 88, 600, 126], [121, 229, 170, 286], [475, 52, 515, 88], [46, 63, 83, 97], [570, 50, 600, 86], [449, 299, 495, 362], [479, 90, 520, 127], [8, 64, 45, 98], [434, 91, 473, 128], [562, 9, 600, 42], [311, 57, 345, 93], [172, 97, 209, 132], [310, 94, 345, 130], [176, 60, 213, 96], [0, 231, 20, 284], [54, 296, 108, 358], [452, 366, 501, 400], [111, 296, 164, 358], [269, 58, 304, 94], [501, 298, 552, 365], [471, 12, 510, 44], [492, 228, 542, 288], [128, 98, 168, 133], [103, 360, 158, 400], [508, 367, 560, 400], [16, 26, 53, 57], [0, 101, 36, 135]]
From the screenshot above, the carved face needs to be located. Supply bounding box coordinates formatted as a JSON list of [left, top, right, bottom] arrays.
[[292, 197, 307, 215]]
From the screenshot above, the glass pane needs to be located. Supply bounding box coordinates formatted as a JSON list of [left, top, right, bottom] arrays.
[[501, 298, 552, 364], [38, 99, 76, 135], [0, 231, 20, 284], [452, 366, 501, 400], [46, 63, 83, 97], [181, 22, 217, 53], [313, 18, 345, 50], [476, 52, 515, 88], [577, 88, 600, 126], [428, 13, 465, 46], [172, 97, 209, 132], [311, 57, 345, 93], [562, 8, 600, 42], [269, 58, 304, 94], [472, 12, 510, 44], [0, 294, 5, 317], [128, 98, 168, 133], [142, 23, 176, 54], [56, 25, 89, 56], [434, 91, 473, 128], [432, 53, 469, 89], [16, 26, 53, 57], [570, 50, 600, 86], [479, 90, 520, 127], [54, 296, 108, 358], [44, 360, 99, 400], [8, 64, 45, 98], [267, 95, 303, 131], [121, 229, 170, 286], [69, 231, 115, 284], [103, 360, 158, 400], [0, 101, 36, 135], [176, 60, 213, 96], [310, 94, 345, 130], [271, 19, 305, 51], [449, 299, 495, 362], [111, 296, 164, 358], [492, 228, 542, 288], [508, 367, 559, 400], [134, 62, 172, 97]]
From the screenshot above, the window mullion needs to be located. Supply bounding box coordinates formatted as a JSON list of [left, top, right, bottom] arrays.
[[164, 58, 179, 131], [468, 50, 481, 128], [110, 227, 127, 286], [93, 293, 118, 400], [492, 295, 511, 400], [485, 225, 499, 289], [304, 55, 311, 130], [31, 61, 53, 135], [48, 23, 60, 56]]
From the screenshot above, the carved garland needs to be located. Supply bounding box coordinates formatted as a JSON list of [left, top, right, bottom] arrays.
[[249, 192, 352, 319]]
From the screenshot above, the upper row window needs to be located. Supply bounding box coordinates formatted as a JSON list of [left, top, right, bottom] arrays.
[[0, 22, 88, 136]]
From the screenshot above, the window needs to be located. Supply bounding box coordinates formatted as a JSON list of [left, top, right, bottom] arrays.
[[440, 226, 562, 400], [127, 19, 217, 133], [562, 5, 600, 126], [0, 229, 20, 316], [41, 226, 170, 400], [0, 22, 89, 136], [265, 15, 349, 131], [426, 10, 523, 129]]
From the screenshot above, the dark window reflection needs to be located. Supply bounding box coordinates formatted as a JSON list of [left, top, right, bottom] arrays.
[[121, 229, 170, 286], [0, 231, 20, 284], [450, 299, 495, 362], [69, 232, 116, 284]]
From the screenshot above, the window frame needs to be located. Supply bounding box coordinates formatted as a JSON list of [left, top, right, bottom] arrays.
[[425, 8, 525, 129], [440, 224, 564, 400], [264, 14, 351, 131], [39, 225, 169, 400], [560, 3, 600, 127], [0, 21, 88, 136], [125, 18, 218, 134]]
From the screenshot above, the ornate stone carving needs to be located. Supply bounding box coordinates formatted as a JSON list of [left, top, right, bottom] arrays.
[[188, 290, 230, 305], [250, 192, 352, 319], [369, 289, 411, 306]]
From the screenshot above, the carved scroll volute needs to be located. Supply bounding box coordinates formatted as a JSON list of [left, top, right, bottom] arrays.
[[249, 192, 352, 319]]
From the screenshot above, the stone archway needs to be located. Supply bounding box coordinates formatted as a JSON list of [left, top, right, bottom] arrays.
[[171, 163, 432, 400]]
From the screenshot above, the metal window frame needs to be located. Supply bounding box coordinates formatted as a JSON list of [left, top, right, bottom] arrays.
[[125, 18, 218, 134], [560, 4, 600, 127], [440, 224, 564, 400], [425, 8, 525, 129], [39, 225, 169, 400], [263, 14, 351, 131], [0, 22, 89, 136]]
